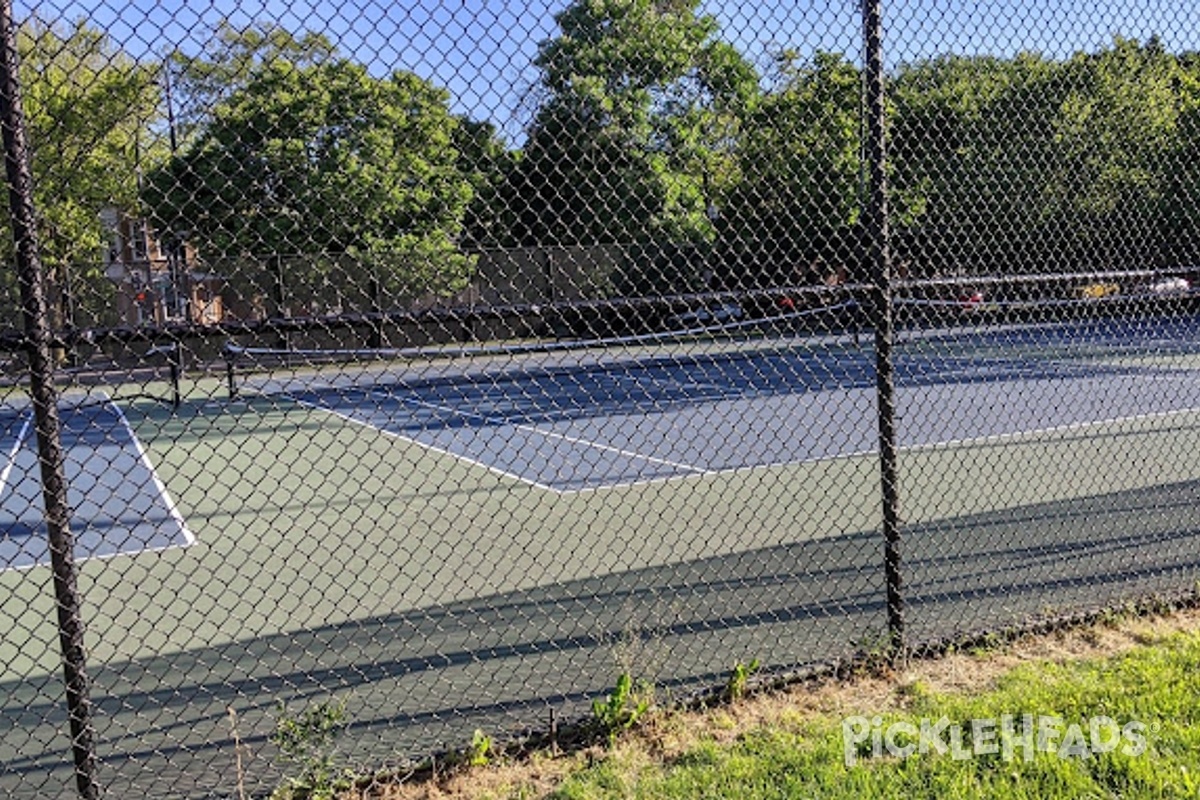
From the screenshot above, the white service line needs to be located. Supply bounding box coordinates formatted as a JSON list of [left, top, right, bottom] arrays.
[[392, 392, 713, 475], [104, 393, 197, 546], [291, 396, 566, 492], [0, 412, 31, 497], [286, 384, 1200, 496], [901, 404, 1200, 453], [603, 369, 730, 397]]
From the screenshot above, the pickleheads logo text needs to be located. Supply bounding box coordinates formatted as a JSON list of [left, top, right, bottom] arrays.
[[842, 714, 1152, 766]]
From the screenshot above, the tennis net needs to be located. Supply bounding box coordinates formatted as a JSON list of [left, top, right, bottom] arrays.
[[220, 285, 1200, 402], [220, 300, 864, 400]]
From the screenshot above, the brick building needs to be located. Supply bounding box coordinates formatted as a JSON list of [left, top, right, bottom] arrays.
[[99, 206, 223, 326]]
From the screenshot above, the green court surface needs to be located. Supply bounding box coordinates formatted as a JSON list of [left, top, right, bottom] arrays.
[[3, 353, 1200, 796]]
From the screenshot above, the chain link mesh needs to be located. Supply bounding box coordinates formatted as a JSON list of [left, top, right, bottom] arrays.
[[3, 0, 1200, 796]]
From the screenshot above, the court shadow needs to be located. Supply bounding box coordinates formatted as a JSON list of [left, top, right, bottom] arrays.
[[3, 477, 1199, 792]]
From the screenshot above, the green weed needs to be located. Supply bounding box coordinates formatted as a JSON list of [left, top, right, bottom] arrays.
[[722, 659, 761, 703], [468, 728, 494, 767], [591, 673, 652, 744], [269, 699, 349, 799]]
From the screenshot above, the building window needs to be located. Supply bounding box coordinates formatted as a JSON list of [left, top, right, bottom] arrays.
[[131, 221, 148, 262]]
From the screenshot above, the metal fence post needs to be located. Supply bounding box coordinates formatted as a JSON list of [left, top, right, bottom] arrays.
[[0, 3, 101, 797], [861, 0, 905, 662], [271, 252, 289, 350]]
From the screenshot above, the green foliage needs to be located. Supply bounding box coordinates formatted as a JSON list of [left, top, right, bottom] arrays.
[[269, 700, 348, 799], [0, 19, 161, 326], [850, 629, 896, 677], [509, 0, 759, 256], [144, 58, 475, 307], [553, 631, 1200, 799], [350, 235, 476, 305], [722, 658, 761, 703], [165, 20, 337, 142], [718, 50, 862, 288], [891, 37, 1193, 276], [467, 728, 493, 767], [12, 14, 1200, 341], [591, 673, 652, 744], [454, 118, 518, 248]]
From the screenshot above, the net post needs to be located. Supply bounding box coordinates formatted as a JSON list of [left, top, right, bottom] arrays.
[[223, 342, 240, 400], [145, 341, 183, 409], [271, 253, 289, 351], [167, 341, 182, 410], [861, 0, 905, 666], [0, 3, 101, 796], [367, 274, 383, 349]]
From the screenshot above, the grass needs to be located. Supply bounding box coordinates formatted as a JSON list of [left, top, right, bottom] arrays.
[[355, 606, 1200, 800]]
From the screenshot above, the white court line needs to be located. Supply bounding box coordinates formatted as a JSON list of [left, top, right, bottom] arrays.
[[566, 405, 1200, 493], [603, 371, 733, 401], [901, 404, 1200, 454], [0, 412, 31, 497], [292, 397, 566, 492], [292, 389, 1200, 496], [104, 394, 197, 547], [393, 393, 713, 475], [0, 396, 196, 572], [292, 389, 714, 493]]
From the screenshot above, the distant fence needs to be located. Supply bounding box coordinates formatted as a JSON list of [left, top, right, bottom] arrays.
[[3, 0, 1200, 798]]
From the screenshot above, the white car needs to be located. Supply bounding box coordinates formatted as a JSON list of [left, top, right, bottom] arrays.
[[667, 303, 744, 329], [1149, 277, 1190, 295]]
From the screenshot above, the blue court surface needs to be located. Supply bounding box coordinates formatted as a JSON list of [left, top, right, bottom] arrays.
[[285, 322, 1200, 492], [0, 394, 193, 570]]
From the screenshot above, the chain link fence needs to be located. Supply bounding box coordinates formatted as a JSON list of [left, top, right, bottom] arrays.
[[3, 0, 1200, 796]]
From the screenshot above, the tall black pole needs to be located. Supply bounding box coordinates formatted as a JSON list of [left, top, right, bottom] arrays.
[[162, 56, 192, 324], [861, 0, 905, 662], [272, 253, 288, 350], [0, 4, 101, 797], [162, 55, 178, 155]]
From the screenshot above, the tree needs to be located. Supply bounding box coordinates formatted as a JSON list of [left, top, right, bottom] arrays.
[[717, 50, 862, 289], [0, 19, 162, 328], [1160, 52, 1200, 266], [453, 118, 517, 249], [890, 40, 1184, 277], [506, 0, 758, 294], [1045, 37, 1181, 271], [890, 52, 1069, 276], [164, 20, 337, 146], [144, 59, 476, 310]]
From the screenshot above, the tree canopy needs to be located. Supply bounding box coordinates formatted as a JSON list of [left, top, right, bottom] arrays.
[[144, 58, 476, 305], [11, 10, 1200, 331], [0, 19, 162, 326], [164, 20, 338, 146], [505, 0, 759, 257], [718, 51, 864, 288]]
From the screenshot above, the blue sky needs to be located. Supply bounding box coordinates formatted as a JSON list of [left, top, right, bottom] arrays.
[[20, 0, 1200, 142]]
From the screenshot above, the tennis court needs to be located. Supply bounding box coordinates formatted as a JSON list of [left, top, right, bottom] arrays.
[[242, 314, 1200, 491], [0, 394, 193, 570], [5, 313, 1200, 795]]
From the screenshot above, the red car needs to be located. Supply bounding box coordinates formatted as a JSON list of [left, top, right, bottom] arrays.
[[959, 290, 985, 311]]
